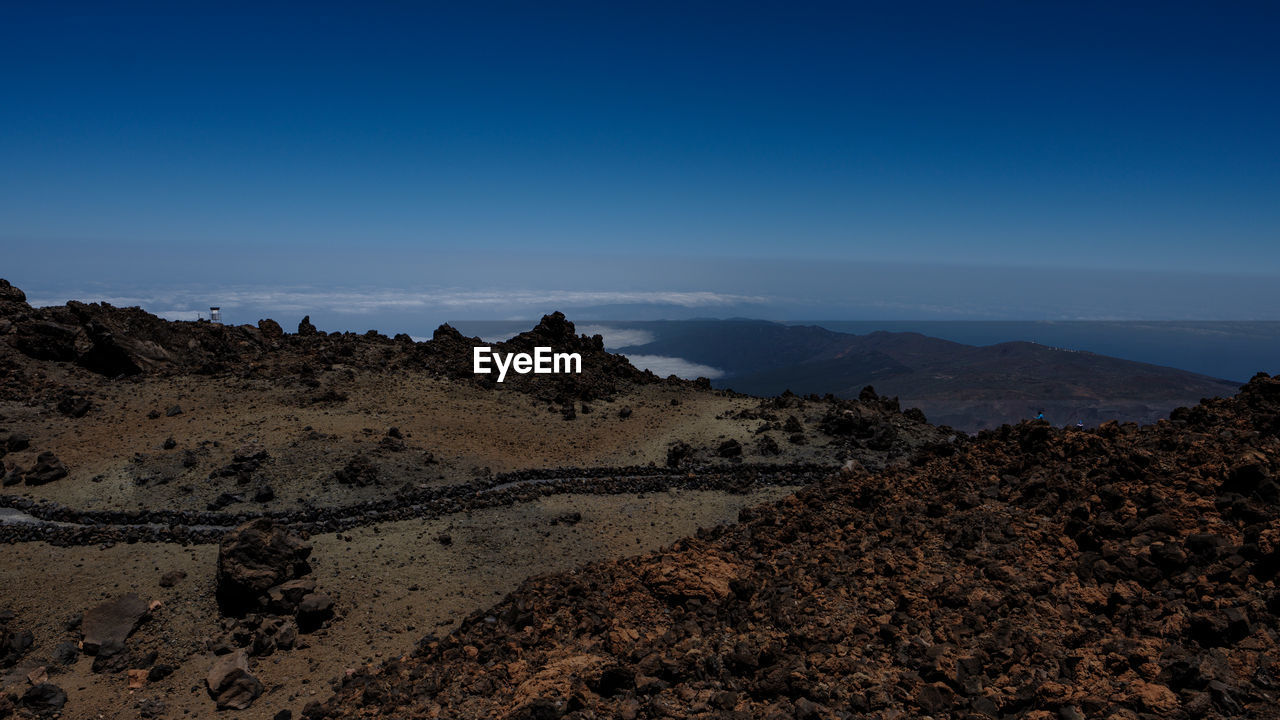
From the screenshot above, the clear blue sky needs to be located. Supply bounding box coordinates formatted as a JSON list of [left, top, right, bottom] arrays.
[[3, 2, 1279, 321]]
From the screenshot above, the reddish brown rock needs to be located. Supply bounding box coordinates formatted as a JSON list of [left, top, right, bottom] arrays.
[[216, 519, 312, 614], [206, 650, 262, 710]]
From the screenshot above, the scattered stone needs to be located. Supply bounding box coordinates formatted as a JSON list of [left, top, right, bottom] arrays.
[[297, 316, 317, 336], [19, 683, 65, 714], [207, 492, 244, 511], [715, 439, 742, 458], [550, 511, 582, 526], [296, 594, 334, 632], [165, 404, 183, 417], [161, 436, 176, 450], [138, 697, 167, 718], [22, 452, 67, 486], [50, 642, 78, 666], [0, 431, 29, 454], [81, 593, 148, 657], [265, 578, 316, 614], [159, 570, 187, 588], [378, 434, 406, 451], [755, 435, 781, 456], [210, 444, 270, 482], [206, 650, 262, 710], [56, 395, 92, 418], [334, 453, 379, 487], [666, 442, 693, 468]]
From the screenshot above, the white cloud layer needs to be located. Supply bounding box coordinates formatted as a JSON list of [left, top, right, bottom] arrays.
[[576, 325, 655, 349], [25, 287, 768, 315], [623, 354, 724, 379]]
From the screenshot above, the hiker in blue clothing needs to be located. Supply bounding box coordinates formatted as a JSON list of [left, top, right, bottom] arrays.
[[1035, 410, 1045, 421]]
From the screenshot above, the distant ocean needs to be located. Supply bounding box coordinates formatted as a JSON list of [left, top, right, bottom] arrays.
[[799, 321, 1280, 383]]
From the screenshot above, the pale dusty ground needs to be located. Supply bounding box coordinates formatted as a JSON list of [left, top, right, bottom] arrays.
[[0, 488, 797, 719], [0, 367, 835, 717], [1, 371, 826, 513]]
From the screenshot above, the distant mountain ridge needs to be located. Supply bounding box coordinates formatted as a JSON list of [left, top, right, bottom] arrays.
[[610, 320, 1241, 431]]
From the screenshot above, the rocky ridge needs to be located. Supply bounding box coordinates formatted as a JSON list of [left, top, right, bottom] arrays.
[[0, 279, 660, 405]]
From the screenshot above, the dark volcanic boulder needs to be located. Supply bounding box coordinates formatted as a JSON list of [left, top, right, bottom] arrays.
[[716, 439, 743, 458], [20, 683, 66, 714], [0, 432, 29, 455], [207, 650, 262, 710], [0, 279, 25, 303], [81, 593, 148, 657], [297, 315, 318, 336], [22, 452, 67, 486], [296, 593, 335, 632], [56, 394, 92, 417], [257, 318, 284, 340], [217, 519, 313, 614]]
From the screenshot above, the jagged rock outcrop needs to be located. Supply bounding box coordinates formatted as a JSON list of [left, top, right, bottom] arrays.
[[1, 281, 665, 402]]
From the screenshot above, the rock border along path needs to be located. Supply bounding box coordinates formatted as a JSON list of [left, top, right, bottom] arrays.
[[0, 463, 832, 546]]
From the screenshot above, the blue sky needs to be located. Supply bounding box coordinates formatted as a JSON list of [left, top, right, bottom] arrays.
[[3, 2, 1279, 322]]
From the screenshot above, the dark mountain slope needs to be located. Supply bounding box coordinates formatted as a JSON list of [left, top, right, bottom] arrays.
[[618, 320, 1240, 431]]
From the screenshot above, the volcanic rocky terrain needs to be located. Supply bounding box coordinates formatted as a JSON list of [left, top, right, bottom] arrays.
[[0, 280, 946, 719], [318, 373, 1280, 720], [2, 279, 1275, 719]]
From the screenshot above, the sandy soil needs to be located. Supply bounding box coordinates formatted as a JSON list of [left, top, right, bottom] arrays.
[[1, 371, 831, 514], [0, 487, 796, 719]]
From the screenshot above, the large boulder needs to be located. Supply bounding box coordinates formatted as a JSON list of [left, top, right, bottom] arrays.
[[206, 650, 262, 710], [81, 593, 148, 656], [217, 519, 312, 614]]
